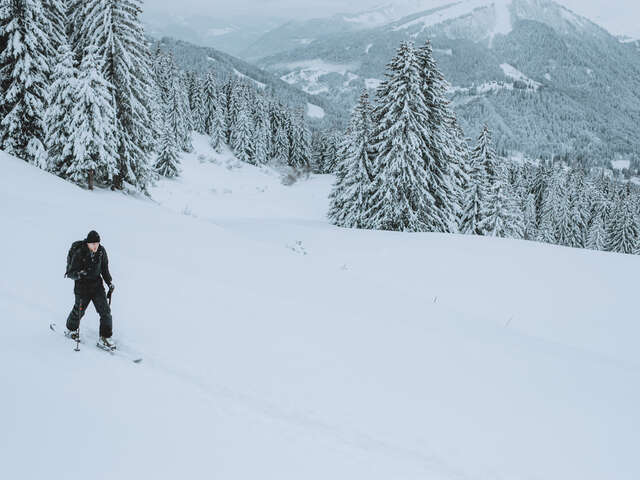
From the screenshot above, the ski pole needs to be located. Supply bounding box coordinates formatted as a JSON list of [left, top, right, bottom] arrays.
[[107, 284, 115, 306]]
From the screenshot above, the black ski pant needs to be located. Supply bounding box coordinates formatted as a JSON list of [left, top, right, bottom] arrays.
[[66, 289, 113, 338]]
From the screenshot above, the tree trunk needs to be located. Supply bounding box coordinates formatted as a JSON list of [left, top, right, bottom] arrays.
[[88, 169, 94, 190]]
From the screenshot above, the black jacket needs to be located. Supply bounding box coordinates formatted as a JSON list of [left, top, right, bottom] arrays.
[[67, 242, 113, 296]]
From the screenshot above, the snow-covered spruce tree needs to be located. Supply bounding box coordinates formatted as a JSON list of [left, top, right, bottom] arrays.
[[252, 97, 270, 165], [0, 0, 50, 166], [478, 176, 523, 239], [460, 168, 487, 235], [587, 214, 607, 251], [460, 126, 499, 235], [553, 190, 573, 247], [151, 53, 191, 153], [201, 71, 224, 152], [166, 73, 193, 155], [65, 46, 117, 189], [605, 196, 640, 255], [566, 169, 589, 248], [230, 94, 254, 164], [416, 40, 466, 230], [44, 43, 76, 175], [537, 165, 565, 244], [523, 193, 538, 240], [288, 107, 311, 169], [224, 79, 241, 143], [71, 0, 154, 191], [42, 0, 68, 57], [531, 162, 552, 227], [149, 47, 169, 147], [365, 42, 440, 232], [449, 119, 470, 226], [155, 122, 180, 178], [310, 131, 325, 173], [460, 128, 493, 235], [472, 126, 523, 238], [328, 90, 374, 228], [185, 71, 205, 134], [270, 104, 289, 165], [322, 133, 340, 173]]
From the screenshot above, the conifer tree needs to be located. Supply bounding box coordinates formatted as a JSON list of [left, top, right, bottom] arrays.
[[311, 132, 330, 173], [202, 71, 224, 152], [0, 0, 50, 166], [288, 107, 311, 169], [460, 175, 486, 235], [65, 46, 117, 189], [328, 90, 374, 228], [566, 171, 589, 248], [479, 173, 523, 239], [44, 43, 76, 174], [366, 42, 438, 232], [523, 193, 538, 240], [606, 202, 640, 254], [231, 96, 253, 164], [253, 98, 270, 165], [185, 71, 205, 134], [42, 0, 67, 56], [587, 214, 607, 251], [270, 107, 289, 165], [461, 126, 499, 235], [416, 40, 465, 230], [72, 0, 154, 190], [322, 133, 340, 173], [155, 123, 180, 178]]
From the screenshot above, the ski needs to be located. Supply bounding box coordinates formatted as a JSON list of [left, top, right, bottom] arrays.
[[96, 342, 143, 364], [50, 322, 142, 364]]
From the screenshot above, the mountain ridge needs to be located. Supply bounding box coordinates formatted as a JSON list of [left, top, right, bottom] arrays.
[[253, 0, 640, 163]]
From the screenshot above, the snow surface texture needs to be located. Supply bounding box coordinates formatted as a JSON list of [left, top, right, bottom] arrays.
[[344, 0, 487, 29], [233, 68, 266, 89], [393, 0, 513, 42], [279, 59, 359, 95], [500, 62, 542, 87], [306, 102, 326, 119], [449, 63, 541, 96], [2, 134, 640, 479]]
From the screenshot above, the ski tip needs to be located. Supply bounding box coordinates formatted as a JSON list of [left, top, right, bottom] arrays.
[[49, 323, 56, 331], [133, 358, 143, 364]]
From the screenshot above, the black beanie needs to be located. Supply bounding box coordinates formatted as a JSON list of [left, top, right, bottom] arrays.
[[86, 230, 101, 243]]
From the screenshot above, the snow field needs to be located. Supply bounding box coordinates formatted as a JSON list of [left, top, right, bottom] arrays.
[[1, 136, 639, 480]]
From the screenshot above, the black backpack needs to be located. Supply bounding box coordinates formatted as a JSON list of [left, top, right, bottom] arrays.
[[65, 240, 85, 278]]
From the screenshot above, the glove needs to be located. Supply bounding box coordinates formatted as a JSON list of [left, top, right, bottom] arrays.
[[108, 283, 115, 292], [68, 270, 87, 280]]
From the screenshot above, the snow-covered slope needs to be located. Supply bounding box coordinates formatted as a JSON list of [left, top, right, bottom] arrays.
[[2, 137, 640, 479]]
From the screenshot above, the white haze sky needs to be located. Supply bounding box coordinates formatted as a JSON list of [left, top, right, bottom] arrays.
[[145, 0, 640, 37]]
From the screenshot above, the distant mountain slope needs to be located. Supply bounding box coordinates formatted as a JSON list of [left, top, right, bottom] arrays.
[[143, 12, 285, 57], [240, 1, 463, 61], [254, 0, 640, 163], [152, 37, 345, 129]]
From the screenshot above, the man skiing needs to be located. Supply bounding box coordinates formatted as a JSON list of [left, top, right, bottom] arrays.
[[65, 230, 116, 350]]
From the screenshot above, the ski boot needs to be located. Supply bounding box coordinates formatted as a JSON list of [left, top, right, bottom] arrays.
[[64, 329, 80, 341], [97, 336, 116, 352]]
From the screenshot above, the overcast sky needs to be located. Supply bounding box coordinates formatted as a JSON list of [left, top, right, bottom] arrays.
[[145, 0, 640, 37]]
